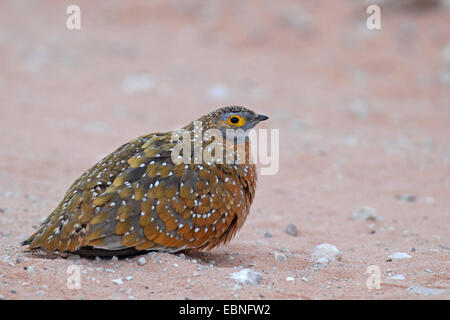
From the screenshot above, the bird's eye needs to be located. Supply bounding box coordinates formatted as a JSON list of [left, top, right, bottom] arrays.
[[227, 115, 245, 127]]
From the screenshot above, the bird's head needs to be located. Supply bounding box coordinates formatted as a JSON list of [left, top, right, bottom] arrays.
[[198, 106, 268, 139]]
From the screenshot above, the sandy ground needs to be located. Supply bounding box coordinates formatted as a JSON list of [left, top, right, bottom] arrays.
[[0, 0, 449, 300]]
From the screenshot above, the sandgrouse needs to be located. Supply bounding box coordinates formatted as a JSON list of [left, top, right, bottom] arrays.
[[22, 106, 268, 256]]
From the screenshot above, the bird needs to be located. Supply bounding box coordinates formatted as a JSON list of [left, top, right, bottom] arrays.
[[22, 106, 268, 257]]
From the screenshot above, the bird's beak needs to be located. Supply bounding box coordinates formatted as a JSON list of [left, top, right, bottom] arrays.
[[254, 114, 269, 122]]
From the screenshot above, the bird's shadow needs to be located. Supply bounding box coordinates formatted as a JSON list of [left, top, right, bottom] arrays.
[[24, 247, 258, 269]]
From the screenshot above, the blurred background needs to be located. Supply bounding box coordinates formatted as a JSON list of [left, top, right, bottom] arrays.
[[1, 0, 449, 207], [0, 0, 449, 299]]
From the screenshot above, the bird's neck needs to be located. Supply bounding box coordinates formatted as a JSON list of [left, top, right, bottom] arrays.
[[174, 125, 254, 166]]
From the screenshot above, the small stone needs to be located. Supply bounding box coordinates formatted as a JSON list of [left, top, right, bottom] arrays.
[[112, 278, 123, 285], [137, 257, 147, 266], [352, 206, 379, 221], [277, 4, 312, 35], [230, 269, 261, 286], [285, 223, 298, 237], [280, 247, 290, 254], [192, 271, 200, 277], [273, 251, 287, 262], [407, 286, 445, 296], [342, 135, 359, 147], [349, 99, 370, 119], [67, 255, 81, 261], [111, 256, 119, 262], [172, 263, 179, 268], [121, 73, 154, 94], [207, 84, 230, 101], [423, 196, 435, 204], [125, 275, 133, 281], [302, 277, 308, 282], [286, 277, 295, 282], [311, 243, 342, 264], [388, 252, 411, 259], [387, 274, 405, 280], [84, 122, 107, 134], [264, 232, 273, 238], [396, 194, 416, 202]]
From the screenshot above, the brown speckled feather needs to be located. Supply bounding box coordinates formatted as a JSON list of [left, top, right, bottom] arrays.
[[22, 106, 267, 256]]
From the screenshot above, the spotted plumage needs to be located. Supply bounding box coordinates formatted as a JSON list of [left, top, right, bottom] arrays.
[[22, 106, 268, 256]]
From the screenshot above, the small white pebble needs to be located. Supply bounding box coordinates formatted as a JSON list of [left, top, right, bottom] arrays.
[[286, 277, 295, 282], [137, 257, 147, 266], [311, 243, 342, 264], [388, 252, 411, 259], [407, 286, 445, 296], [230, 269, 261, 286], [112, 278, 123, 285], [352, 206, 380, 221], [274, 251, 287, 262], [387, 274, 405, 280], [423, 196, 435, 204]]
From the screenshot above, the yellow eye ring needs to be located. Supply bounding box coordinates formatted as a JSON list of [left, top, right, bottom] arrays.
[[227, 115, 246, 127]]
